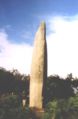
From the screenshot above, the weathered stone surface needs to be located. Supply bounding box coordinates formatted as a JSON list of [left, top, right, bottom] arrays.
[[29, 22, 47, 110]]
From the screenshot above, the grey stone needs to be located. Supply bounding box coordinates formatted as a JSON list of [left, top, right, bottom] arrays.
[[29, 22, 47, 110]]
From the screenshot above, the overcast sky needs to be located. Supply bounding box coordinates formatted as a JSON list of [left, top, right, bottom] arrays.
[[0, 0, 78, 77]]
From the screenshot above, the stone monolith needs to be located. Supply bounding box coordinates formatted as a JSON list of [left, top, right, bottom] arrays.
[[29, 22, 47, 114]]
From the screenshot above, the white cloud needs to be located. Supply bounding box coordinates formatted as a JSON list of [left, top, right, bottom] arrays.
[[0, 30, 32, 74], [1, 15, 78, 77], [47, 15, 78, 77]]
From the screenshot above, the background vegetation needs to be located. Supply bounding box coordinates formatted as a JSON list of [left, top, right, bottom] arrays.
[[0, 67, 78, 119]]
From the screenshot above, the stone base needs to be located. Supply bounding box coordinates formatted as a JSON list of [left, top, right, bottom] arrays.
[[30, 107, 44, 119]]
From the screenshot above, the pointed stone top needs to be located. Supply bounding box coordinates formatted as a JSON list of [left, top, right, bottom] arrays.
[[39, 21, 46, 31], [35, 21, 46, 40], [33, 21, 46, 44], [40, 21, 46, 26]]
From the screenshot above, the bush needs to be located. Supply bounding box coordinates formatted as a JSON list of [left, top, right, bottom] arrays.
[[0, 94, 31, 119], [43, 94, 78, 119]]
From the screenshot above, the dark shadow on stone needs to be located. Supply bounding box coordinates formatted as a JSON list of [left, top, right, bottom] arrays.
[[30, 107, 44, 119]]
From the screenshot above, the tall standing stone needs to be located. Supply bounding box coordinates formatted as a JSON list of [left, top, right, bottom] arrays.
[[29, 22, 47, 113]]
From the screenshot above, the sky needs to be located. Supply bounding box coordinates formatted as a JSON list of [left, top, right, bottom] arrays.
[[0, 0, 78, 77]]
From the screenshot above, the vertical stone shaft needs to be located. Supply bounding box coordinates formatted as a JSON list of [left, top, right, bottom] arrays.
[[29, 22, 47, 110]]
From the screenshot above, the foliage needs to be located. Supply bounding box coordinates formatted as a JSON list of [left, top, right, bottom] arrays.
[[0, 67, 29, 98], [0, 68, 78, 119], [44, 75, 74, 105], [43, 94, 78, 119], [0, 94, 31, 119]]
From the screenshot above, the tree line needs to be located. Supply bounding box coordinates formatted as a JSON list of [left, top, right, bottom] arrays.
[[0, 67, 78, 105]]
